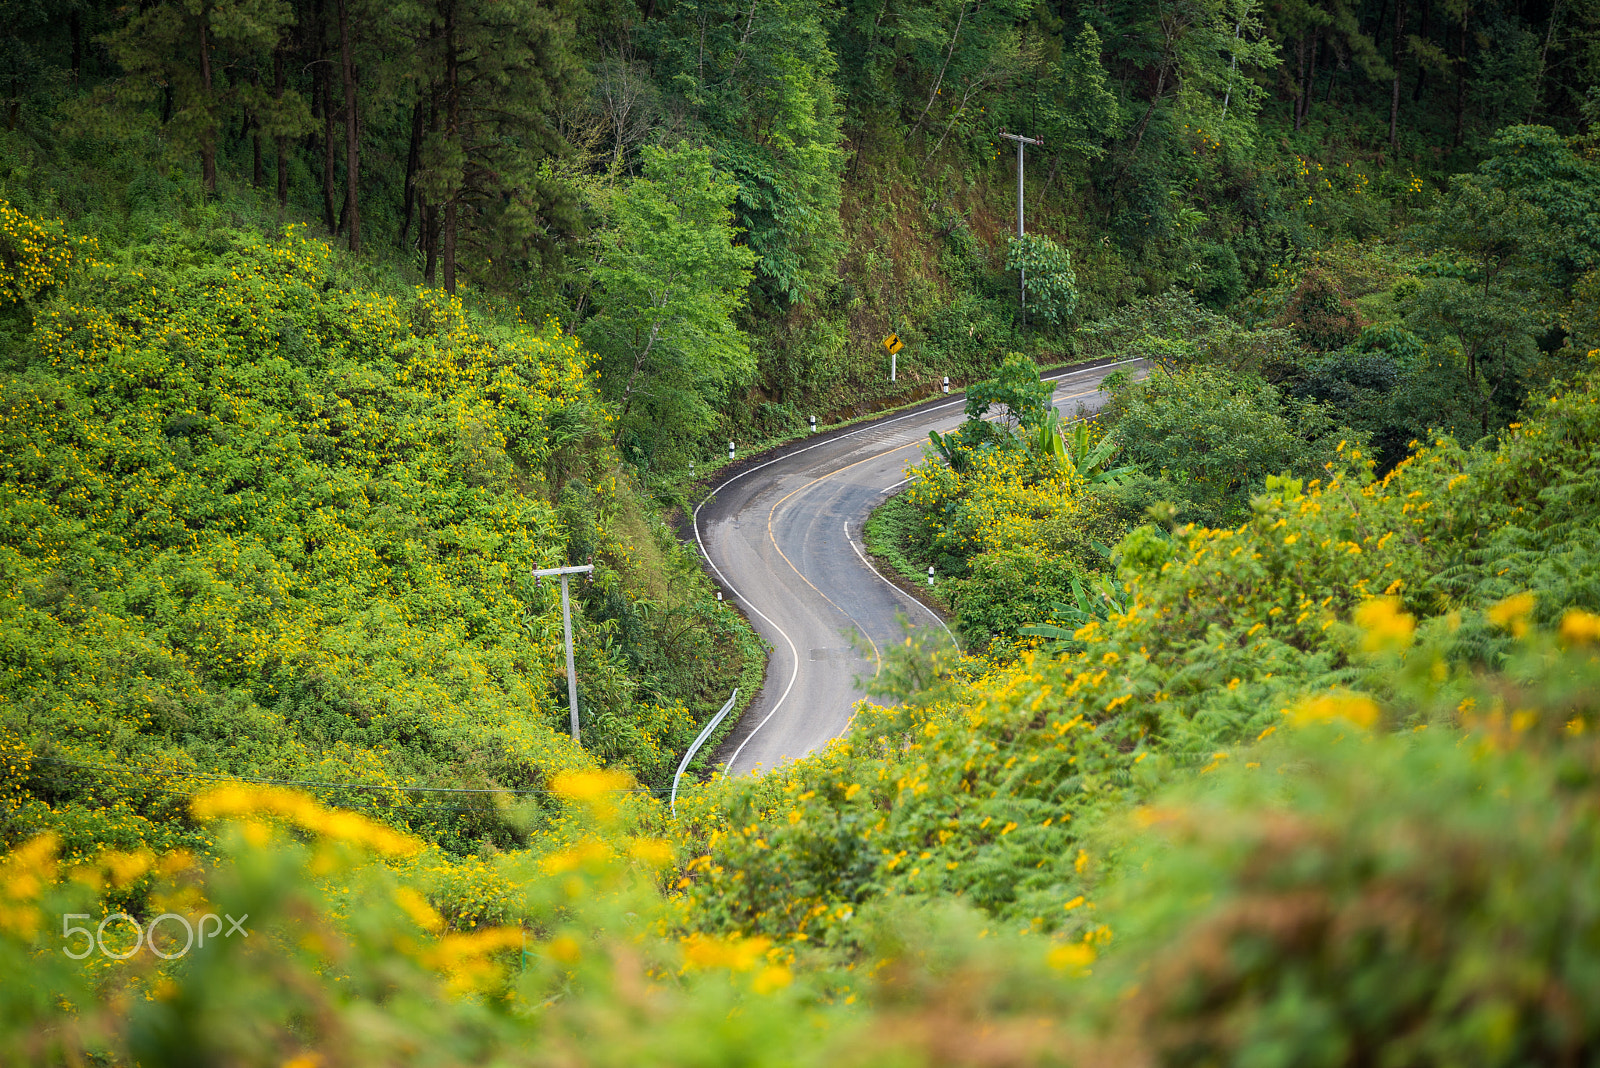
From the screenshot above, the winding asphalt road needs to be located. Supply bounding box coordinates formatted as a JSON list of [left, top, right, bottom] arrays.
[[695, 358, 1143, 777]]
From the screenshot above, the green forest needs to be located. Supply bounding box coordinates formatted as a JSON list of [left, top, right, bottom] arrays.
[[3, 0, 1600, 1061]]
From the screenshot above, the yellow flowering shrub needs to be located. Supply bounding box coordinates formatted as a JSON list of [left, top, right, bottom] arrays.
[[680, 358, 1600, 961], [0, 209, 755, 869], [0, 198, 96, 305]]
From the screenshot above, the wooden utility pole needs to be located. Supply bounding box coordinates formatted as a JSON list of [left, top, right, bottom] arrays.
[[998, 131, 1042, 322]]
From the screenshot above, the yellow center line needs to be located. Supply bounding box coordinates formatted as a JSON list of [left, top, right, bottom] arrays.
[[765, 440, 924, 674], [761, 370, 1143, 678]]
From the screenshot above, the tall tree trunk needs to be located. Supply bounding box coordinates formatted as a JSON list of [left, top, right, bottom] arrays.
[[423, 202, 438, 284], [1527, 0, 1563, 122], [1452, 9, 1468, 147], [423, 88, 440, 284], [442, 0, 459, 293], [1412, 0, 1430, 103], [337, 0, 361, 253], [615, 318, 668, 436], [69, 10, 82, 78], [400, 97, 424, 249], [314, 0, 338, 233], [1294, 36, 1306, 130], [198, 19, 217, 193], [322, 70, 339, 232], [1389, 0, 1406, 150], [1303, 31, 1321, 127], [909, 0, 973, 138], [442, 202, 457, 293], [248, 74, 265, 188], [1221, 17, 1242, 119], [1113, 62, 1167, 194], [274, 49, 289, 210]]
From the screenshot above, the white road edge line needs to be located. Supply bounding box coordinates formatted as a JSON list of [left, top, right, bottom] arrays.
[[843, 521, 956, 643], [881, 477, 912, 493], [693, 514, 798, 780], [693, 357, 1141, 777]]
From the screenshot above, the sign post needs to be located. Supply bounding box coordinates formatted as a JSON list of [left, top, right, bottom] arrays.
[[883, 333, 904, 381], [532, 564, 595, 740]]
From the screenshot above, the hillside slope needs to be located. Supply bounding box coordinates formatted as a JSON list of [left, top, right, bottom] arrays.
[[0, 202, 760, 861]]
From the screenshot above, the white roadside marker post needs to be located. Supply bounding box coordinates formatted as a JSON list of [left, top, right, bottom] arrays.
[[532, 564, 595, 741], [943, 375, 950, 394], [728, 440, 735, 461], [928, 565, 935, 587]]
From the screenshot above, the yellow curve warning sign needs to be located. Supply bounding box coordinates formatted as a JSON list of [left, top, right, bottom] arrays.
[[883, 333, 904, 354]]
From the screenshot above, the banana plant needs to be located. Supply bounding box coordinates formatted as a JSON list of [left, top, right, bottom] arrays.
[[1026, 409, 1071, 465], [928, 429, 964, 471], [1023, 410, 1135, 485], [1018, 572, 1130, 643], [1060, 418, 1135, 485]]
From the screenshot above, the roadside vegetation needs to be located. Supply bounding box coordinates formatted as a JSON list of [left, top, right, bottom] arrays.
[[9, 354, 1599, 1063], [0, 201, 762, 868], [883, 126, 1598, 655], [4, 0, 1600, 1061]]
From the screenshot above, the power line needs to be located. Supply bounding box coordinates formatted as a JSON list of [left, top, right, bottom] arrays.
[[25, 756, 673, 801], [29, 757, 554, 795]]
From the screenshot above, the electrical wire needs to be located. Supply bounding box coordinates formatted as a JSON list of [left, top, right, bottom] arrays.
[[24, 755, 673, 802]]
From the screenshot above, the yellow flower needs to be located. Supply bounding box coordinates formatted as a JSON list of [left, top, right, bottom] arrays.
[[547, 934, 582, 963], [1559, 609, 1600, 645], [752, 964, 793, 994], [419, 928, 525, 996], [680, 933, 771, 973], [1354, 597, 1415, 653], [550, 769, 632, 802], [550, 769, 633, 821], [192, 786, 420, 858], [1288, 693, 1380, 730], [1047, 941, 1096, 974], [627, 838, 675, 868], [394, 887, 443, 933], [1487, 592, 1535, 637]]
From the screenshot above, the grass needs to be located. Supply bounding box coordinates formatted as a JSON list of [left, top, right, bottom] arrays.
[[865, 491, 939, 593]]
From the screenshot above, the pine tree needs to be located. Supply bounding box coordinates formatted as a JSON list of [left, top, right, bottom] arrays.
[[407, 0, 583, 292]]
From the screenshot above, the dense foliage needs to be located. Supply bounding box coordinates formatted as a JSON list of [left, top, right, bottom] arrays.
[[893, 128, 1597, 646], [6, 0, 1596, 461], [3, 0, 1600, 1061], [672, 349, 1600, 976], [0, 202, 759, 865], [5, 355, 1599, 1064]]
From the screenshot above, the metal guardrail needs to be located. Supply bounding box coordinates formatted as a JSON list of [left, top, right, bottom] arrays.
[[670, 689, 739, 815]]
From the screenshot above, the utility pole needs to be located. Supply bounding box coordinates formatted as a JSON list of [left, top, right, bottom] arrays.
[[532, 564, 595, 741], [998, 131, 1043, 322]]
